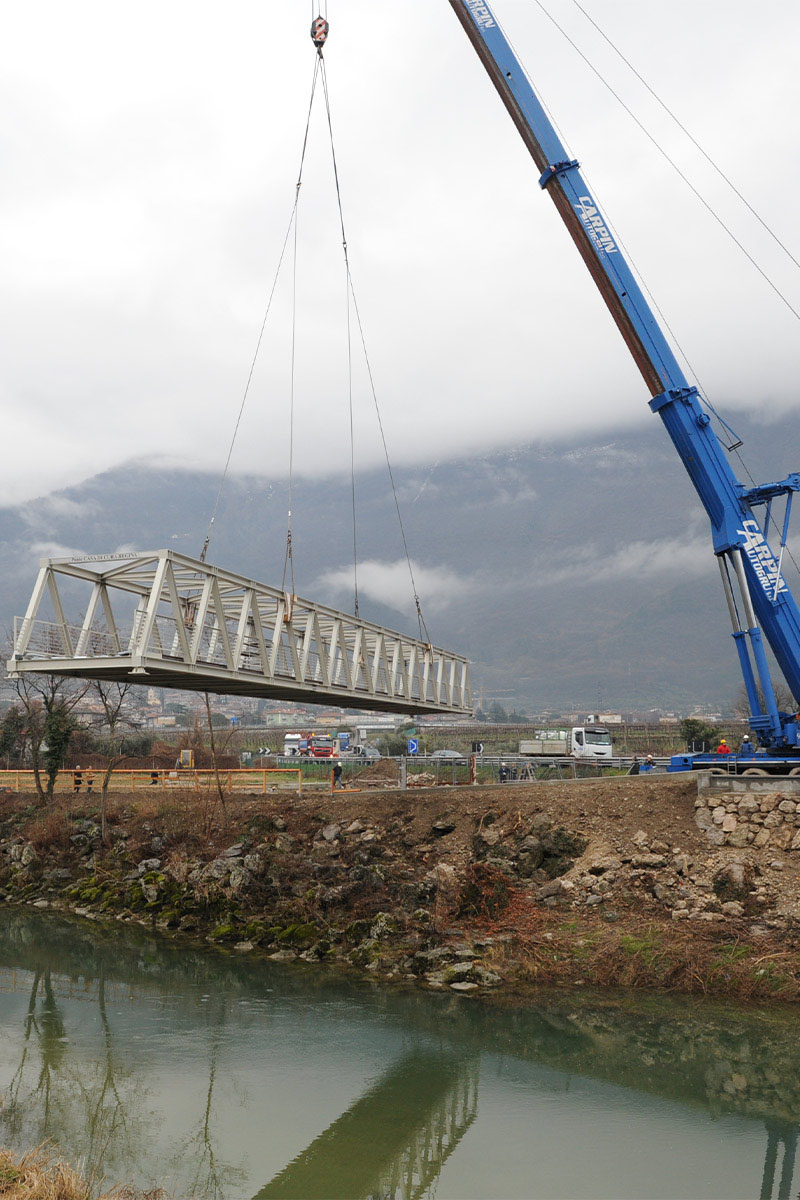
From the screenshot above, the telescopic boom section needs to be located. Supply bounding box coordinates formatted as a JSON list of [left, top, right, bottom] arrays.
[[450, 0, 800, 746]]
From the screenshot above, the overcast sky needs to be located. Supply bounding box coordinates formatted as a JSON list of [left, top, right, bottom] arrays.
[[2, 0, 799, 506]]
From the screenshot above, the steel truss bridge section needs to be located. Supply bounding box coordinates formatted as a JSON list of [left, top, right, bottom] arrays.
[[7, 550, 472, 716]]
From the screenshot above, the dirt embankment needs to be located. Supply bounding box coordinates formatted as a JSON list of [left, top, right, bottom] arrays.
[[3, 774, 800, 1001]]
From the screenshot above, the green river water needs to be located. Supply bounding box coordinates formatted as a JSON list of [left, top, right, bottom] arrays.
[[0, 909, 797, 1199]]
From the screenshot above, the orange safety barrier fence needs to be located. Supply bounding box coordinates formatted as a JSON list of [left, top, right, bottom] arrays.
[[0, 768, 302, 795]]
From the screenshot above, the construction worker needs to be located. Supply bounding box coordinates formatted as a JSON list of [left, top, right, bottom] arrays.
[[640, 754, 656, 773], [73, 766, 83, 794], [739, 734, 755, 757], [499, 762, 509, 783], [333, 762, 343, 789], [628, 756, 640, 776], [716, 738, 731, 757]]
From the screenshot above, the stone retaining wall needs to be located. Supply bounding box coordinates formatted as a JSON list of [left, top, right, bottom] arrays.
[[695, 776, 800, 849]]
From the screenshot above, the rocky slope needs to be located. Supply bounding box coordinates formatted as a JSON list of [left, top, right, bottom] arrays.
[[3, 774, 800, 1000]]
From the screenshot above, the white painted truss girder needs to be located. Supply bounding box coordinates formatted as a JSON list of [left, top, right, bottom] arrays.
[[7, 550, 472, 715]]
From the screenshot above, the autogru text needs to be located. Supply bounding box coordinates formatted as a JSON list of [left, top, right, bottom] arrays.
[[738, 519, 788, 598]]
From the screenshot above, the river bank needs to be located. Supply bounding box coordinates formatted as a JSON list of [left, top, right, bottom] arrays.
[[2, 775, 800, 1001]]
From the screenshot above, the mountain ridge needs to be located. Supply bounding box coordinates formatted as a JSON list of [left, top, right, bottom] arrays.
[[3, 413, 798, 712]]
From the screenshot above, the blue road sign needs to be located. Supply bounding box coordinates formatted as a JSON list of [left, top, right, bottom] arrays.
[[407, 738, 419, 755]]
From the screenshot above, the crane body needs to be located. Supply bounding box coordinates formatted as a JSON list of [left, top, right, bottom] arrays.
[[450, 0, 800, 769]]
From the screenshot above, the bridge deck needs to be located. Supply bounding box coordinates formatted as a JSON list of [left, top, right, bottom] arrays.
[[7, 550, 472, 716]]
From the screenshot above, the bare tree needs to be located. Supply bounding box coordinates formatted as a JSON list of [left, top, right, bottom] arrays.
[[732, 681, 797, 720], [14, 674, 87, 801], [91, 681, 142, 846], [204, 693, 227, 818]]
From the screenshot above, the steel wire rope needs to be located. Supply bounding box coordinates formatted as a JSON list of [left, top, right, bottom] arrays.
[[318, 55, 432, 644], [200, 57, 321, 567], [318, 57, 359, 618], [556, 0, 800, 577], [498, 10, 746, 450], [510, 2, 800, 588], [504, 3, 800, 587], [527, 0, 800, 323], [566, 0, 800, 275], [496, 11, 750, 454], [577, 164, 800, 587], [567, 112, 800, 588]]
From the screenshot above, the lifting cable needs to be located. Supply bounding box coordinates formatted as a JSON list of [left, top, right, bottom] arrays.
[[200, 56, 322, 567], [500, 5, 800, 587], [529, 0, 800, 324], [552, 0, 800, 582], [317, 48, 432, 643], [567, 0, 800, 276], [201, 13, 432, 642], [534, 0, 800, 585], [317, 55, 359, 618]]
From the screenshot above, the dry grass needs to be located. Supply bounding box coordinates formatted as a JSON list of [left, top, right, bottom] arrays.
[[23, 806, 74, 855], [0, 1145, 167, 1200]]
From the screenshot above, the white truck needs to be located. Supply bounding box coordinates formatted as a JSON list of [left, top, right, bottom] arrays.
[[519, 727, 613, 761]]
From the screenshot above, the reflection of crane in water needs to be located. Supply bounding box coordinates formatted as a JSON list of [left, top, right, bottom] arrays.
[[760, 1122, 798, 1200], [254, 1052, 478, 1200]]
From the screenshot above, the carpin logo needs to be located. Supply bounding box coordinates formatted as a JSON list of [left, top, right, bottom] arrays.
[[466, 0, 496, 29], [574, 196, 619, 255], [738, 519, 788, 599]]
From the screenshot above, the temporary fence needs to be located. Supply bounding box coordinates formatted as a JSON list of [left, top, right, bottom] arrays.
[[329, 756, 479, 793], [0, 768, 302, 795]]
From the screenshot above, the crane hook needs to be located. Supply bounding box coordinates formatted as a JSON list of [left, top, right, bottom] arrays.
[[310, 16, 329, 51]]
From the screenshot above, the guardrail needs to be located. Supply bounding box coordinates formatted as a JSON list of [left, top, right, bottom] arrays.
[[0, 768, 303, 795]]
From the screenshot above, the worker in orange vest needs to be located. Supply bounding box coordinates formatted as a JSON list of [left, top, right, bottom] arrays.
[[716, 739, 731, 756]]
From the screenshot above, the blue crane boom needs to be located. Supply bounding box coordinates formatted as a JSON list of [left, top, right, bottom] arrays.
[[449, 0, 800, 756]]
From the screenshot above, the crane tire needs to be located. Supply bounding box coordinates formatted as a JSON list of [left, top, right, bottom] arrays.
[[742, 768, 769, 776], [706, 768, 727, 776], [789, 767, 800, 777]]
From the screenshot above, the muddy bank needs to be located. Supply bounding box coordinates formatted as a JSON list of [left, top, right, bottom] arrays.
[[3, 775, 800, 1000]]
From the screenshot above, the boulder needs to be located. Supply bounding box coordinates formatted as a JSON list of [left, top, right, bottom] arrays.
[[538, 878, 566, 900], [137, 858, 162, 875], [712, 862, 752, 902]]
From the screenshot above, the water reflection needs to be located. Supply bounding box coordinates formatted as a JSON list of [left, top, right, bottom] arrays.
[[1, 910, 799, 1199], [256, 1054, 478, 1200], [761, 1123, 798, 1200]]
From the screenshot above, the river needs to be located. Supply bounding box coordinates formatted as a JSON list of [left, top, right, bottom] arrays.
[[0, 910, 795, 1199]]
